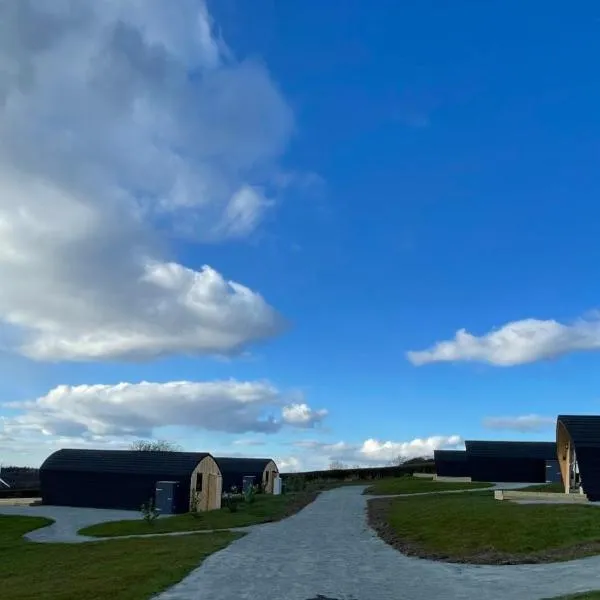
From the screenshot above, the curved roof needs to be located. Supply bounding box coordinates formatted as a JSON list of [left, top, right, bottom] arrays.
[[40, 449, 211, 477], [558, 415, 600, 447], [557, 415, 600, 501], [434, 450, 466, 462], [465, 440, 556, 460], [214, 457, 276, 476]]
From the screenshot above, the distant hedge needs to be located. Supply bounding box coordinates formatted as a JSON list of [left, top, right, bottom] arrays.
[[0, 466, 40, 490], [281, 461, 435, 485]]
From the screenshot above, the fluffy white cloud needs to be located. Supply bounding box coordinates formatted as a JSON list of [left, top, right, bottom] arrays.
[[288, 435, 462, 469], [407, 317, 600, 367], [281, 403, 328, 428], [0, 0, 295, 361], [3, 380, 328, 438], [483, 414, 556, 432]]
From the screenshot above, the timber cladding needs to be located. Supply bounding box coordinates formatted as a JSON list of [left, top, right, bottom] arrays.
[[190, 455, 222, 511]]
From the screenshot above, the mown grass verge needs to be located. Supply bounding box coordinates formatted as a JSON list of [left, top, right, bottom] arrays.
[[364, 476, 492, 495], [546, 593, 600, 599], [80, 491, 316, 537], [368, 490, 600, 564], [0, 514, 239, 600]]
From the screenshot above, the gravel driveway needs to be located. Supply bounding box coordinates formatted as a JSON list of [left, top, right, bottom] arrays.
[[154, 485, 600, 600], [0, 504, 142, 542]]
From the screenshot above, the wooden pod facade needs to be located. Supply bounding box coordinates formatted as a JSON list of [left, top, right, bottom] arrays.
[[190, 455, 222, 511], [557, 415, 600, 500], [40, 449, 222, 513], [215, 457, 279, 494]]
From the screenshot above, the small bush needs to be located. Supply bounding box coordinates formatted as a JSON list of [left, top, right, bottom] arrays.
[[244, 484, 258, 504], [222, 486, 242, 513], [189, 493, 202, 518], [140, 498, 160, 525]]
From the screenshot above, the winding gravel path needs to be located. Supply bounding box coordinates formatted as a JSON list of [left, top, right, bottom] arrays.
[[155, 485, 600, 600], [0, 504, 144, 543], [3, 486, 600, 598]]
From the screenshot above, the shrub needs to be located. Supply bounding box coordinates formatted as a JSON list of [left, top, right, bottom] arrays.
[[244, 484, 258, 504], [140, 498, 160, 525], [286, 475, 306, 493], [222, 486, 242, 513], [189, 492, 202, 518]]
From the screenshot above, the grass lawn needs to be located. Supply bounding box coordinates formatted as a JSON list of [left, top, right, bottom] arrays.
[[0, 515, 239, 600], [364, 476, 492, 495], [80, 491, 316, 537], [368, 490, 600, 564], [547, 594, 600, 599]]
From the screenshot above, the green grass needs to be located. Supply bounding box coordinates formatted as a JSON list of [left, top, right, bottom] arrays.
[[80, 491, 314, 537], [0, 514, 240, 600], [376, 491, 600, 563], [548, 594, 600, 599], [364, 476, 492, 495], [519, 481, 565, 493]]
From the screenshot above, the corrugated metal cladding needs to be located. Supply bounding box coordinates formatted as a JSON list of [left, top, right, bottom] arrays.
[[40, 449, 210, 513], [433, 450, 470, 478], [214, 457, 275, 493], [465, 441, 557, 483], [558, 415, 600, 501]]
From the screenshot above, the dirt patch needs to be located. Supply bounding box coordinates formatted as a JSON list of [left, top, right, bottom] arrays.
[[367, 497, 600, 565]]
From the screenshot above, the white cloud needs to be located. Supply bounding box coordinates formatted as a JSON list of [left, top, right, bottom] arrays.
[[483, 414, 556, 432], [288, 435, 462, 470], [0, 0, 296, 361], [276, 456, 302, 472], [232, 438, 266, 447], [407, 317, 600, 367], [3, 380, 328, 438], [281, 403, 328, 428]]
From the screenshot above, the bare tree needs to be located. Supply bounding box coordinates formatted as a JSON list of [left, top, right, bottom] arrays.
[[129, 439, 182, 452]]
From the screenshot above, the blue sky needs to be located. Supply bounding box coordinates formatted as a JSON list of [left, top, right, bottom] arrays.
[[1, 1, 599, 469]]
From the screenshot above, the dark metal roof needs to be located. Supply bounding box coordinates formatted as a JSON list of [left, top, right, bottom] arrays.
[[558, 415, 600, 448], [214, 457, 275, 476], [558, 415, 600, 501], [433, 450, 467, 462], [465, 440, 556, 460], [40, 449, 211, 477]]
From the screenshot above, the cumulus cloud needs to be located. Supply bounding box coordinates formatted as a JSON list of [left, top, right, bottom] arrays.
[[483, 414, 556, 432], [289, 435, 462, 469], [3, 380, 328, 438], [407, 317, 600, 367], [0, 0, 295, 361], [281, 403, 328, 428]]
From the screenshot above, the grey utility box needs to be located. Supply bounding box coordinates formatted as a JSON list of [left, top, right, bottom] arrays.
[[155, 480, 178, 515], [545, 460, 562, 483]]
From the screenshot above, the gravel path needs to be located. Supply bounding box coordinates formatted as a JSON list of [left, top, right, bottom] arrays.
[[0, 504, 144, 543], [154, 485, 600, 600], [3, 485, 600, 598]]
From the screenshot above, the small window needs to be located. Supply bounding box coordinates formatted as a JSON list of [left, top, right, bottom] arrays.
[[196, 473, 203, 492]]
